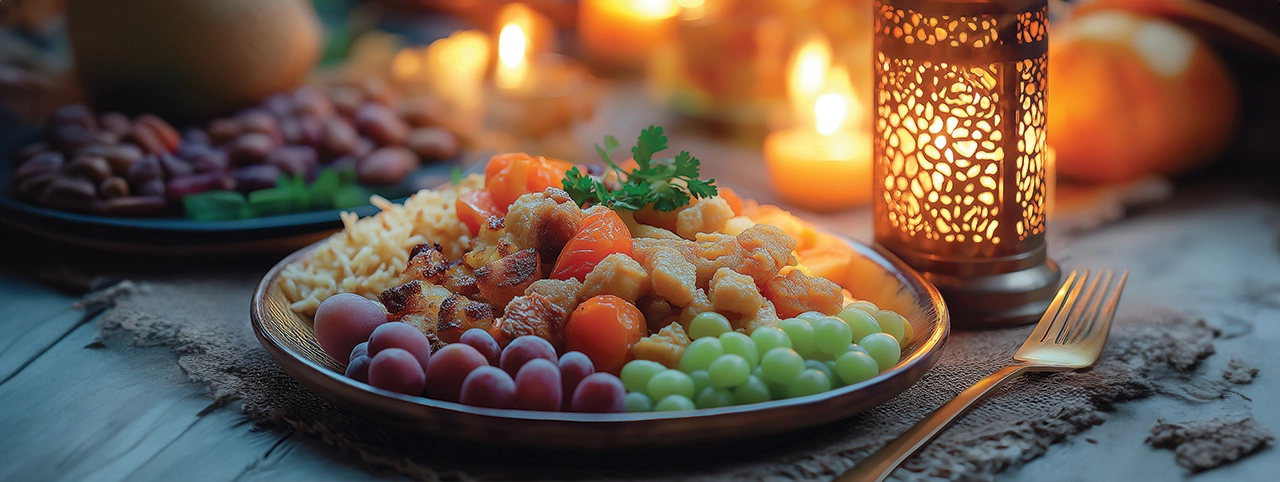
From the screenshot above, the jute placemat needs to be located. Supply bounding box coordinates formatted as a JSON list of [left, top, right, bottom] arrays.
[[87, 270, 1262, 481]]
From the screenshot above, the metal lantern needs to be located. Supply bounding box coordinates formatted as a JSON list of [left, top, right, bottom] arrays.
[[872, 0, 1059, 327]]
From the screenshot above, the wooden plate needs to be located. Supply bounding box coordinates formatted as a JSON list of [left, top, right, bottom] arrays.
[[251, 235, 950, 450]]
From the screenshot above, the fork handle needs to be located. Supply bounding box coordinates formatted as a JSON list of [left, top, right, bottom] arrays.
[[836, 364, 1066, 482]]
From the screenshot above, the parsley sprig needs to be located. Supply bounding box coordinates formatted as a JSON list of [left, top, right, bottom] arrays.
[[563, 126, 718, 212]]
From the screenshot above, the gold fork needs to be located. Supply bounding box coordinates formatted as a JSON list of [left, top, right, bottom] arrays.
[[837, 269, 1129, 482]]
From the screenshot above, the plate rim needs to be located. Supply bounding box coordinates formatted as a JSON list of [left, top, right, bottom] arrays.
[[251, 233, 950, 426]]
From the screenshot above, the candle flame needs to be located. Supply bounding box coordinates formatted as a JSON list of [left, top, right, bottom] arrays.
[[789, 37, 831, 102], [815, 94, 846, 136], [498, 24, 527, 69], [629, 0, 680, 18]]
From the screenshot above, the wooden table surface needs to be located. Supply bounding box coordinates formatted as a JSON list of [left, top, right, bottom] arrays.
[[1, 84, 1277, 481]]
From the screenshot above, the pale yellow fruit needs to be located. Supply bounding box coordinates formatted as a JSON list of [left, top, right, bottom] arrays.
[[1048, 10, 1237, 183], [67, 0, 322, 121]]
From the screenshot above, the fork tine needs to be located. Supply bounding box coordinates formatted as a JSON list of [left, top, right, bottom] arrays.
[[1079, 270, 1128, 345], [1038, 270, 1088, 343], [1055, 271, 1106, 344], [1062, 271, 1112, 344], [1027, 270, 1080, 342]]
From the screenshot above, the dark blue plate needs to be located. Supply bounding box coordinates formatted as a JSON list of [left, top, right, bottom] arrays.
[[0, 125, 481, 253]]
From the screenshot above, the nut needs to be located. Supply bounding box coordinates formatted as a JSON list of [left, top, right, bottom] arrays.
[[264, 145, 318, 176], [322, 118, 359, 159], [49, 104, 97, 130], [327, 86, 364, 117], [17, 173, 57, 198], [231, 164, 282, 192], [14, 151, 64, 184], [126, 154, 164, 184], [99, 112, 132, 137], [229, 132, 278, 165], [396, 97, 446, 127], [137, 178, 166, 197], [99, 177, 130, 199], [15, 142, 51, 163], [40, 177, 99, 213], [166, 172, 234, 201], [207, 118, 242, 145], [357, 147, 416, 186], [355, 103, 409, 145], [180, 145, 228, 174], [77, 144, 144, 174], [158, 153, 195, 178], [48, 124, 96, 152], [130, 114, 181, 154], [406, 127, 459, 161], [292, 86, 335, 118], [237, 109, 281, 142], [183, 127, 211, 146], [68, 156, 114, 182]]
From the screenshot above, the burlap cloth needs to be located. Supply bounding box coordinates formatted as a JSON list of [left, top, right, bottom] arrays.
[[88, 269, 1267, 481]]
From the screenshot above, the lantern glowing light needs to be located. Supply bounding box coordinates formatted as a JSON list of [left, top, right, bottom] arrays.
[[872, 0, 1059, 326]]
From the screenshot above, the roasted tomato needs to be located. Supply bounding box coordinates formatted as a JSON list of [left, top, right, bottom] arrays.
[[564, 295, 645, 374], [485, 153, 572, 210], [456, 189, 500, 236], [550, 208, 632, 281]]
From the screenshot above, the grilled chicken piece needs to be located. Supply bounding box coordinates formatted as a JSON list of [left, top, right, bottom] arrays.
[[708, 267, 764, 316], [578, 253, 650, 302], [436, 294, 497, 343], [402, 242, 481, 298], [475, 248, 542, 309], [379, 280, 451, 345], [504, 188, 584, 261], [464, 216, 519, 269], [762, 270, 843, 319], [525, 278, 583, 319], [694, 224, 797, 286], [489, 293, 567, 350], [636, 295, 678, 333]]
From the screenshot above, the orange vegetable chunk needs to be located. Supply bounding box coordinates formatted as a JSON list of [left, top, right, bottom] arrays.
[[549, 207, 633, 281], [565, 295, 645, 374]]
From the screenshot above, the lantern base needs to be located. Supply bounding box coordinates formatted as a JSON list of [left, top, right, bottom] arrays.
[[920, 259, 1062, 328]]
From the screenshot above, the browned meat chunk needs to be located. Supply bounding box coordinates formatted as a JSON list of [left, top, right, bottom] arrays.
[[636, 295, 678, 334], [475, 248, 542, 308], [490, 293, 567, 350], [578, 253, 650, 302], [695, 224, 796, 286], [436, 294, 497, 343], [708, 267, 764, 316], [762, 270, 844, 318], [402, 243, 480, 297], [504, 188, 584, 261], [464, 216, 519, 269], [525, 278, 583, 317], [379, 279, 451, 339], [631, 322, 691, 369]]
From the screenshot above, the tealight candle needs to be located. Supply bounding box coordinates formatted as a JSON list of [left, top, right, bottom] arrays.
[[487, 4, 595, 141], [579, 0, 680, 72], [764, 37, 871, 211]]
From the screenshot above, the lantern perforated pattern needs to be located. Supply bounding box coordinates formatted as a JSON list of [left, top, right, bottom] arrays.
[[874, 0, 1048, 260]]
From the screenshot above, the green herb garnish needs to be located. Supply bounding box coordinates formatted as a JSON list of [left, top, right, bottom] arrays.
[[450, 165, 463, 185], [563, 125, 717, 212]]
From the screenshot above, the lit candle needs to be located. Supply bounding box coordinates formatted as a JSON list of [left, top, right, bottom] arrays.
[[486, 4, 596, 141], [495, 7, 534, 91], [579, 0, 680, 72], [764, 40, 871, 211]]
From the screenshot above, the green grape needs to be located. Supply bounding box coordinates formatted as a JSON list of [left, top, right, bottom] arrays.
[[750, 326, 792, 356], [647, 369, 696, 400], [689, 312, 733, 339], [900, 315, 915, 346], [844, 300, 879, 313], [805, 359, 834, 380], [719, 332, 759, 368], [778, 318, 816, 358], [733, 375, 772, 405], [838, 308, 883, 342], [654, 394, 696, 411], [620, 360, 667, 395], [847, 344, 870, 356], [824, 360, 842, 385], [690, 370, 711, 395], [859, 333, 902, 372], [796, 311, 828, 321], [679, 337, 724, 373], [814, 316, 855, 355], [695, 387, 736, 409], [760, 347, 805, 385], [708, 354, 751, 388], [625, 392, 654, 412], [767, 378, 790, 399], [835, 350, 879, 385], [788, 369, 832, 397], [872, 310, 908, 345], [751, 365, 763, 379]]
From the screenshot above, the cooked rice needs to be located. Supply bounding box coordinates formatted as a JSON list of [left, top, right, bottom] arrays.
[[280, 175, 483, 316]]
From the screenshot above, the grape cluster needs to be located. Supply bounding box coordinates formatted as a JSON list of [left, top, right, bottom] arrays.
[[621, 302, 912, 411], [313, 294, 627, 412]]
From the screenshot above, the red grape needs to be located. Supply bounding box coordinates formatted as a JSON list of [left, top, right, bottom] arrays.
[[313, 293, 386, 363], [368, 322, 431, 371], [423, 343, 489, 402], [368, 348, 425, 396], [499, 336, 558, 377], [557, 351, 595, 410], [345, 355, 370, 383], [350, 341, 369, 362], [570, 373, 626, 413], [459, 328, 501, 366], [459, 366, 516, 409], [514, 358, 562, 411]]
